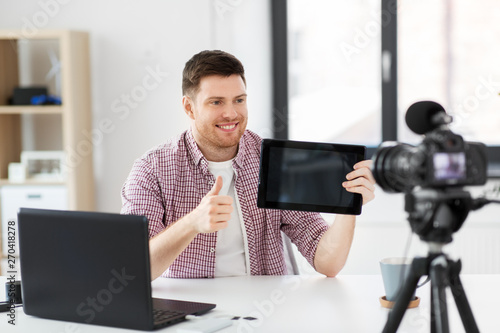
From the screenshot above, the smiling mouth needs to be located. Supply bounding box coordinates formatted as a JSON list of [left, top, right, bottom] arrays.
[[216, 123, 238, 131]]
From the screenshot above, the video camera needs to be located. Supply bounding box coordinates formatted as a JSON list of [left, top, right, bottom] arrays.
[[374, 101, 499, 333], [371, 101, 488, 193]]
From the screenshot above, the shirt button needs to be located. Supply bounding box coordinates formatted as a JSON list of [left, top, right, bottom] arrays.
[[210, 248, 215, 253]]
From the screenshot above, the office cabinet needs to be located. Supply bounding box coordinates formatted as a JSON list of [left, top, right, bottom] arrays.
[[1, 185, 67, 256], [0, 30, 94, 272]]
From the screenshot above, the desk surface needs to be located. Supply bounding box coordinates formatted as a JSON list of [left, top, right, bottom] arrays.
[[0, 274, 498, 332]]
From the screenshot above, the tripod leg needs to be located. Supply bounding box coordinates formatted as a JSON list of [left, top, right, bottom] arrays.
[[448, 260, 480, 333], [383, 258, 426, 333], [430, 256, 449, 333]]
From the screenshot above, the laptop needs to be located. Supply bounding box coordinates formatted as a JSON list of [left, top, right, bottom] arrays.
[[17, 208, 216, 330]]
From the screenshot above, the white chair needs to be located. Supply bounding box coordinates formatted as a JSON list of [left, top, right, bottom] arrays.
[[282, 233, 299, 275]]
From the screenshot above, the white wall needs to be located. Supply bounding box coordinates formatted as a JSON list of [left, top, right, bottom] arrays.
[[0, 0, 272, 213]]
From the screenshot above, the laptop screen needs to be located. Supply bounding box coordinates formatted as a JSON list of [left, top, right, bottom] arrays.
[[18, 208, 155, 330]]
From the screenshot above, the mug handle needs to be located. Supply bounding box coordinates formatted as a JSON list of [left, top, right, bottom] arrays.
[[417, 275, 430, 288]]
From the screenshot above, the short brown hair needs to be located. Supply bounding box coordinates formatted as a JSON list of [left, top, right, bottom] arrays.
[[182, 50, 246, 97]]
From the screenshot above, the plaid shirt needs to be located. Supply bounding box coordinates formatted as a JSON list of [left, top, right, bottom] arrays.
[[121, 129, 329, 278]]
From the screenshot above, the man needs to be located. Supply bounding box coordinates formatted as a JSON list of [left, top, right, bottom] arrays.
[[121, 50, 376, 280]]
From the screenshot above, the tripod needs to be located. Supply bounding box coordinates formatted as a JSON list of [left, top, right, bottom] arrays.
[[383, 189, 480, 333], [382, 244, 479, 333]]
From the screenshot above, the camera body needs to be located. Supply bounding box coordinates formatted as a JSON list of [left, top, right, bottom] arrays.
[[372, 102, 488, 193]]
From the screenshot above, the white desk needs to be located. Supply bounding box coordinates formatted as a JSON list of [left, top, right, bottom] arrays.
[[0, 274, 498, 332]]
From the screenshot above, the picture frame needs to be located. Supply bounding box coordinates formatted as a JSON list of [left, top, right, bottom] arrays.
[[20, 151, 66, 181]]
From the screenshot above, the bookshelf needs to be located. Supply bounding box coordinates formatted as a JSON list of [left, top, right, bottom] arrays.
[[0, 30, 95, 272]]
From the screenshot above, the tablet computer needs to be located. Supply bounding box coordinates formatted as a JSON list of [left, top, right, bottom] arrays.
[[257, 139, 366, 215]]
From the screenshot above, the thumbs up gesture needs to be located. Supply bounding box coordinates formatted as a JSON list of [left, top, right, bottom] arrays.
[[188, 176, 233, 234]]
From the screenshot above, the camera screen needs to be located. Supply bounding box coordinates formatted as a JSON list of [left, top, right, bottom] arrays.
[[433, 152, 466, 181]]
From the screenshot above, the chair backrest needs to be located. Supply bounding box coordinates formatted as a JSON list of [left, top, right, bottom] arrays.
[[282, 232, 299, 275]]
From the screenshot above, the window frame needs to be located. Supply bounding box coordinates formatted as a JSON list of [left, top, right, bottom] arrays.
[[271, 0, 500, 177]]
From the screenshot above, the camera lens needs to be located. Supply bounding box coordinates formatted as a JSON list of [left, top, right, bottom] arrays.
[[371, 142, 425, 193]]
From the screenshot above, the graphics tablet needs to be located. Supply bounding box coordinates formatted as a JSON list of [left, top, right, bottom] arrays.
[[257, 139, 366, 215]]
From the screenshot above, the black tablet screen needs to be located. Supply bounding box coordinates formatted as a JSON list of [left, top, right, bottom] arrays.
[[257, 139, 366, 215]]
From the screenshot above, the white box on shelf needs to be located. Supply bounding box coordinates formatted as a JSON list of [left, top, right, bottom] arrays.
[[20, 151, 66, 181], [8, 163, 27, 183], [1, 185, 67, 256]]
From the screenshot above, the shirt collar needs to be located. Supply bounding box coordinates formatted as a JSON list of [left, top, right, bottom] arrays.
[[184, 129, 205, 166], [233, 133, 247, 170]]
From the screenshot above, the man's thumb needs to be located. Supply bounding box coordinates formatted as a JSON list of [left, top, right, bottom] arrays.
[[208, 176, 223, 196]]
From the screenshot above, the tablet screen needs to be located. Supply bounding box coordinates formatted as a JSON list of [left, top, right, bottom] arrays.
[[257, 139, 366, 215]]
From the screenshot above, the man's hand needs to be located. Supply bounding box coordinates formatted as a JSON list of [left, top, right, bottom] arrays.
[[188, 176, 233, 233], [342, 160, 376, 205], [149, 176, 233, 280]]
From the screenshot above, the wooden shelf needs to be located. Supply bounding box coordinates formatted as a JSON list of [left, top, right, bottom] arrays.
[[0, 29, 73, 40], [0, 105, 63, 115], [0, 178, 65, 186]]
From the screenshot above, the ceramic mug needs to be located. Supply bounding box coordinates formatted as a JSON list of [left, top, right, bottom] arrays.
[[380, 257, 417, 302]]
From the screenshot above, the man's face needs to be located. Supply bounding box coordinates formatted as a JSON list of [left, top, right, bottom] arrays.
[[184, 74, 248, 159]]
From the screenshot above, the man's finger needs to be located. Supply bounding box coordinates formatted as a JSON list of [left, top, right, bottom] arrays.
[[208, 176, 223, 196], [354, 159, 372, 169], [347, 164, 376, 184]]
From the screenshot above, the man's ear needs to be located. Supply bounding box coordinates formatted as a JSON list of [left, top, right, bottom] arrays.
[[182, 96, 195, 120]]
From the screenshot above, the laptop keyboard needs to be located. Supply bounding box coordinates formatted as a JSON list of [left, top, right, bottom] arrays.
[[153, 308, 185, 322]]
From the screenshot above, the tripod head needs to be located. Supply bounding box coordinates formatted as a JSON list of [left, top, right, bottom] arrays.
[[403, 186, 500, 244], [404, 188, 472, 244]]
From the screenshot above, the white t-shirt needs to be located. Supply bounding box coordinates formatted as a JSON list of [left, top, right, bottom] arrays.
[[207, 160, 250, 277]]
